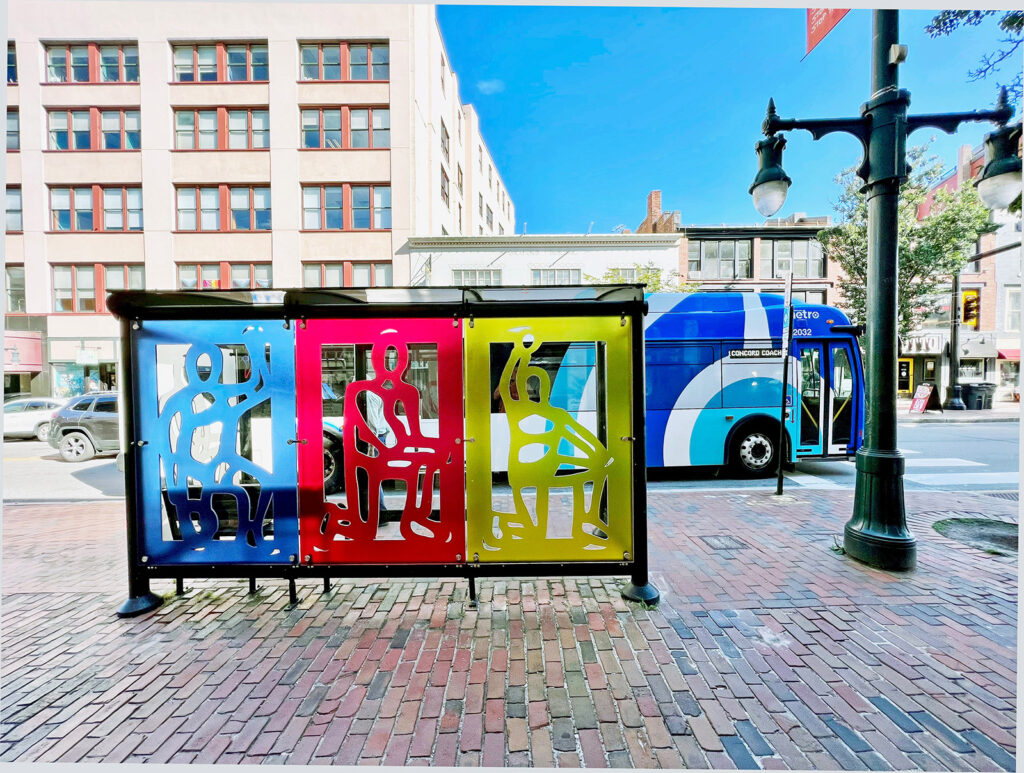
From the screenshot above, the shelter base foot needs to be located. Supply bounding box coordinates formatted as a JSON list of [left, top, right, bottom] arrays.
[[117, 592, 163, 618], [621, 581, 660, 606]]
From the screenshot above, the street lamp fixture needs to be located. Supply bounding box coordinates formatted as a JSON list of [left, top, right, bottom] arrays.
[[750, 10, 1016, 572], [750, 119, 791, 217], [976, 119, 1023, 210]]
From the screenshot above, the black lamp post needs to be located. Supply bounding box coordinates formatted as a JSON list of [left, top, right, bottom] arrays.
[[749, 10, 1022, 572]]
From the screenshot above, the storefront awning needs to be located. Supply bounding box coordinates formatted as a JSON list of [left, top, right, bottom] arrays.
[[3, 330, 43, 374], [998, 349, 1020, 360]]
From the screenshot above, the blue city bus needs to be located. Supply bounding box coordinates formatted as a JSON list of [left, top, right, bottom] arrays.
[[486, 291, 864, 477], [643, 291, 864, 475]]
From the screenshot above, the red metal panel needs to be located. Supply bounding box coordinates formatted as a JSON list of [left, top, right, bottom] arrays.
[[806, 9, 849, 56], [296, 317, 465, 564]]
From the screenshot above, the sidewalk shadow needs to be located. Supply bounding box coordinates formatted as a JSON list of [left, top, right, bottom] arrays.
[[69, 460, 125, 498]]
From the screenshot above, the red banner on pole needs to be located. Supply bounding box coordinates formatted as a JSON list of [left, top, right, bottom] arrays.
[[807, 9, 849, 56]]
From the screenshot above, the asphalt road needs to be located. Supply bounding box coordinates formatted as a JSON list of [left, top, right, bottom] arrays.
[[2, 420, 1018, 503]]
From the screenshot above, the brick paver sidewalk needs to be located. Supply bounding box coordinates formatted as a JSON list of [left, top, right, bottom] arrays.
[[1, 489, 1016, 768]]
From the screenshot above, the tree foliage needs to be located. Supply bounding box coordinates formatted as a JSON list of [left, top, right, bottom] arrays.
[[817, 146, 997, 335], [926, 11, 1023, 105], [586, 262, 697, 293]]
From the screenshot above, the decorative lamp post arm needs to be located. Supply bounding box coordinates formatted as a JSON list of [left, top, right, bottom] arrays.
[[907, 87, 1015, 135]]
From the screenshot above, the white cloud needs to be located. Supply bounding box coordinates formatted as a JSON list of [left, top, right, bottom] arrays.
[[477, 79, 505, 95]]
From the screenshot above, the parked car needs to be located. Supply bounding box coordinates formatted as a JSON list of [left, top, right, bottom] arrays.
[[47, 392, 120, 462], [3, 397, 65, 441]]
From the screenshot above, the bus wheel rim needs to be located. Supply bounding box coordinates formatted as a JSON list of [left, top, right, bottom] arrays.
[[739, 433, 772, 469]]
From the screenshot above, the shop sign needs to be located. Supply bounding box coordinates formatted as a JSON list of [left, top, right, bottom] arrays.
[[76, 349, 99, 366]]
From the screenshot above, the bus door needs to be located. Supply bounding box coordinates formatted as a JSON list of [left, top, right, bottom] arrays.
[[794, 341, 825, 456], [827, 342, 857, 454]]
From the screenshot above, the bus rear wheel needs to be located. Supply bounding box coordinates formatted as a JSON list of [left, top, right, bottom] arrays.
[[731, 429, 776, 478]]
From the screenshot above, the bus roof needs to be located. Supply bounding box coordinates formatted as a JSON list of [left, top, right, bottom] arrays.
[[644, 292, 852, 341]]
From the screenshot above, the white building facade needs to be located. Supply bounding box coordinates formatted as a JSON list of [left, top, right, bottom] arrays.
[[406, 234, 683, 288], [5, 1, 514, 397]]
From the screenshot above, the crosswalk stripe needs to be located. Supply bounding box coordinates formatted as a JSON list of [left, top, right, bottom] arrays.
[[905, 472, 1020, 486], [782, 470, 844, 489], [904, 458, 986, 468]]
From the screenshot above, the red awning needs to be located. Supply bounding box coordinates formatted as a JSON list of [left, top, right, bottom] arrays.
[[997, 349, 1020, 360]]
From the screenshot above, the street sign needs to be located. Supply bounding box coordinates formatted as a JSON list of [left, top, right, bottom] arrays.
[[806, 9, 849, 56]]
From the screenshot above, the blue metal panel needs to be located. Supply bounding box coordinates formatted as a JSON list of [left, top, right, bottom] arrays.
[[133, 319, 298, 565]]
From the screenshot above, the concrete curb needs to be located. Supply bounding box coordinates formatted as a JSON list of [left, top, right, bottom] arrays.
[[898, 415, 1020, 424]]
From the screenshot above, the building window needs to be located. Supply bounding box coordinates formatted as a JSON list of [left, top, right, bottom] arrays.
[[52, 266, 94, 312], [229, 186, 271, 230], [176, 262, 269, 291], [440, 55, 446, 94], [302, 261, 392, 287], [299, 42, 389, 82], [6, 266, 25, 312], [52, 263, 139, 312], [457, 204, 462, 233], [351, 107, 388, 148], [48, 108, 139, 151], [441, 167, 450, 208], [300, 107, 389, 149], [6, 109, 17, 150], [6, 187, 22, 232], [959, 359, 984, 381], [174, 108, 267, 150], [488, 165, 492, 189], [791, 289, 827, 305], [100, 109, 141, 149], [302, 185, 344, 230], [441, 120, 449, 163], [178, 263, 221, 290], [532, 269, 581, 285], [50, 186, 142, 232], [478, 193, 483, 216], [172, 42, 267, 83], [104, 264, 145, 295], [760, 239, 824, 279], [453, 269, 501, 286], [1006, 287, 1021, 333], [7, 42, 15, 84], [478, 146, 483, 172], [499, 225, 504, 235], [303, 185, 389, 230], [176, 186, 220, 231], [609, 267, 637, 283], [688, 240, 753, 280], [350, 43, 389, 80], [231, 263, 272, 289], [45, 43, 138, 83], [352, 185, 390, 229], [228, 109, 269, 149], [457, 165, 463, 194], [486, 206, 493, 230], [302, 107, 341, 149]]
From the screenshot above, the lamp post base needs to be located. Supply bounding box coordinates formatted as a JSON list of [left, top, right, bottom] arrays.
[[943, 385, 967, 411], [845, 449, 916, 571]]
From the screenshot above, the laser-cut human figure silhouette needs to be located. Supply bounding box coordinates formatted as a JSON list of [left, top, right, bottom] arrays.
[[489, 329, 612, 551], [331, 337, 452, 544], [157, 338, 274, 552]]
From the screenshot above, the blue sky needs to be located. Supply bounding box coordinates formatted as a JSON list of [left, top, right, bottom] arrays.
[[436, 6, 1018, 233]]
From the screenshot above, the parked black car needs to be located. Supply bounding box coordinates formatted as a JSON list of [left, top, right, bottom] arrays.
[[47, 392, 120, 462]]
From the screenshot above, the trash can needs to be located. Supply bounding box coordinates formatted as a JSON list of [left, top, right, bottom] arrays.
[[961, 383, 983, 410], [976, 382, 998, 409]]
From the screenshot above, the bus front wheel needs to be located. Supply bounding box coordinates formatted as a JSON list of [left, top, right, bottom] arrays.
[[731, 429, 777, 478]]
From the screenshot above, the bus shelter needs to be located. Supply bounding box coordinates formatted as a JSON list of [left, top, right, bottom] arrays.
[[107, 286, 658, 617]]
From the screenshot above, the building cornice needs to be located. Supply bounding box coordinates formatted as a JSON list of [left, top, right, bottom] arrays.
[[406, 234, 682, 249]]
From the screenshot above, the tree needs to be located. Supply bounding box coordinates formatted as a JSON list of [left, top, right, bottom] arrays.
[[585, 262, 697, 293], [926, 11, 1023, 106], [817, 145, 998, 336]]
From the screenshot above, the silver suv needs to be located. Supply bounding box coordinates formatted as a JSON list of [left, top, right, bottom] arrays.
[[47, 392, 120, 462]]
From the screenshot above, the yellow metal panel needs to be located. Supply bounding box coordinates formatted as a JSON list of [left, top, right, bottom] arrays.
[[465, 316, 634, 563]]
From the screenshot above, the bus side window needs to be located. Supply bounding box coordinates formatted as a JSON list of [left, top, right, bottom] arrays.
[[645, 344, 719, 410], [721, 345, 784, 409]]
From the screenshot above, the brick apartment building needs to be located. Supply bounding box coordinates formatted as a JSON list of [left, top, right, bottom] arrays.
[[4, 1, 514, 398], [899, 144, 1022, 401], [632, 190, 838, 306]]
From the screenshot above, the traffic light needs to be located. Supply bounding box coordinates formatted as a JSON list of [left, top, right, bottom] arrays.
[[962, 291, 980, 329]]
